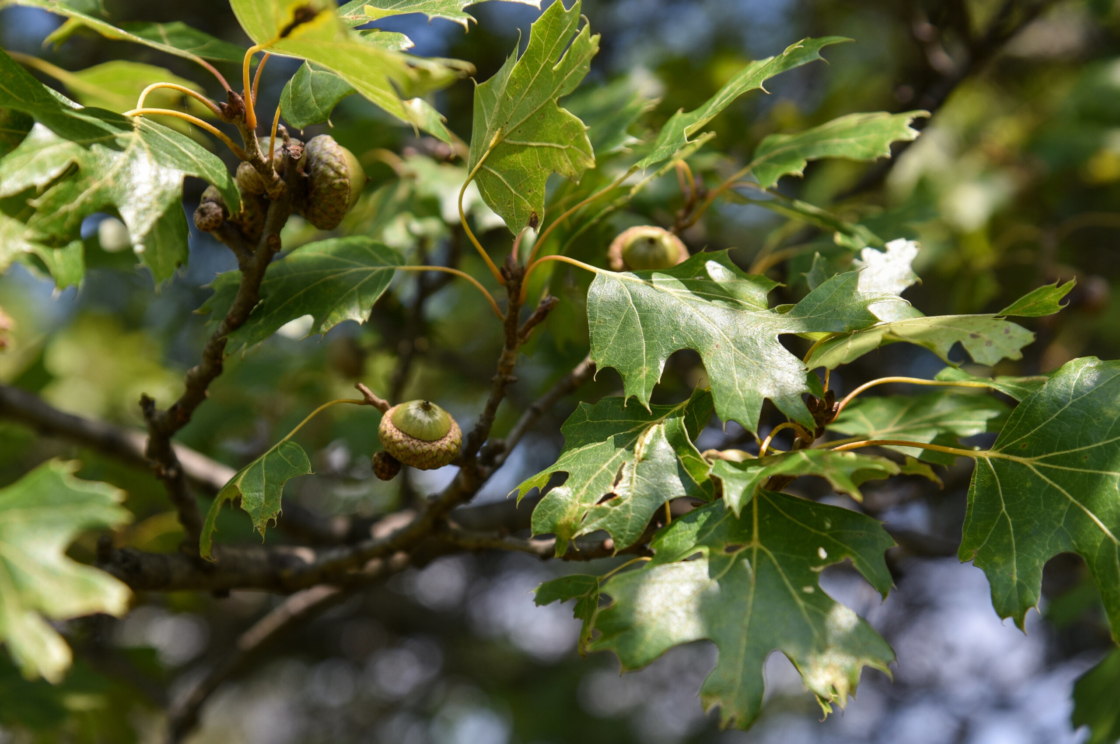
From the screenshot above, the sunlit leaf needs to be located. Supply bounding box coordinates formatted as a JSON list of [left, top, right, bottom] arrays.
[[0, 460, 132, 682], [750, 111, 927, 189], [934, 366, 1050, 401], [466, 0, 598, 232], [998, 278, 1075, 316], [636, 37, 848, 170], [338, 0, 540, 30], [588, 494, 894, 729], [587, 252, 888, 432], [517, 389, 714, 555]]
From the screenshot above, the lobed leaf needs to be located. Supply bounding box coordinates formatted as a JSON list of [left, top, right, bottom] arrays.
[[466, 0, 598, 232], [960, 357, 1120, 640], [563, 74, 655, 156], [1072, 649, 1120, 744], [231, 0, 464, 140], [518, 389, 714, 555], [712, 449, 907, 515], [0, 460, 132, 682], [750, 111, 927, 189], [200, 441, 312, 561], [201, 237, 404, 353], [534, 574, 599, 652], [587, 251, 888, 432], [588, 494, 894, 729], [0, 49, 237, 283], [998, 278, 1075, 316], [636, 37, 849, 170], [830, 390, 1010, 464], [934, 366, 1050, 402]]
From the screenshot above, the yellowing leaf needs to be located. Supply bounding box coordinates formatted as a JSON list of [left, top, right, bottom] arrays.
[[0, 461, 132, 683]]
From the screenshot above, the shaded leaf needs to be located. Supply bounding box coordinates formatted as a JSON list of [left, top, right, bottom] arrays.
[[728, 190, 883, 249], [934, 366, 1050, 401], [0, 194, 83, 287], [829, 391, 1010, 465], [279, 62, 361, 130], [202, 237, 404, 353], [6, 1, 245, 62], [534, 574, 599, 652], [998, 278, 1075, 316], [589, 494, 894, 729], [466, 0, 598, 232], [566, 74, 655, 155], [1072, 649, 1120, 744], [200, 441, 312, 560], [0, 460, 131, 682], [636, 37, 848, 170], [64, 60, 214, 119], [960, 357, 1120, 640], [750, 111, 927, 189], [712, 449, 905, 514], [518, 389, 714, 555], [587, 252, 887, 432], [0, 108, 33, 157]]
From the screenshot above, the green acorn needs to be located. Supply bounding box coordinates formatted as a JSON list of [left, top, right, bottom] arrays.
[[607, 225, 688, 272], [299, 135, 367, 230], [378, 400, 462, 470]]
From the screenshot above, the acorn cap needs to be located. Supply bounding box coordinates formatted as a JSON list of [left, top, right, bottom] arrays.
[[378, 400, 462, 470], [300, 135, 367, 230], [607, 225, 689, 272]]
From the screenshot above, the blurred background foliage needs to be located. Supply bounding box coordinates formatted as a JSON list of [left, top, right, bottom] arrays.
[[1, 0, 1119, 742]]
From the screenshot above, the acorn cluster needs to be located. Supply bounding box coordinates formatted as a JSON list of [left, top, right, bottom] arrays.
[[373, 400, 462, 480]]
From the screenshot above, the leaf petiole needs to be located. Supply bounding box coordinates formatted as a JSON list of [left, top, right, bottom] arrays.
[[759, 421, 812, 456], [122, 108, 249, 160], [278, 398, 372, 445], [526, 168, 635, 266], [519, 254, 604, 304], [252, 52, 271, 105], [134, 82, 223, 118], [458, 148, 506, 285], [834, 376, 996, 418], [828, 439, 983, 460], [601, 556, 652, 580], [396, 265, 504, 320], [242, 44, 264, 130]]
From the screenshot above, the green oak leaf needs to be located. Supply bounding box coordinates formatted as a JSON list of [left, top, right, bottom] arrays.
[[960, 357, 1120, 640], [587, 252, 887, 432], [588, 494, 894, 729], [934, 366, 1050, 401], [0, 195, 83, 287], [5, 1, 245, 62], [750, 111, 927, 189], [805, 314, 1034, 369], [998, 278, 1075, 316], [200, 441, 312, 561], [712, 449, 906, 515], [518, 389, 714, 556], [466, 0, 598, 232], [0, 460, 132, 683], [339, 0, 540, 30], [636, 37, 848, 170], [230, 0, 463, 139], [853, 238, 920, 321], [0, 109, 33, 157], [201, 237, 404, 353], [0, 49, 238, 282], [1072, 649, 1120, 744], [830, 391, 1010, 465], [534, 574, 599, 652], [279, 62, 364, 130], [726, 189, 883, 249]]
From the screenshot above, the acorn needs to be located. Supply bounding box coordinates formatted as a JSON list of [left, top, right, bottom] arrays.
[[299, 135, 367, 230], [378, 400, 462, 470], [193, 186, 228, 232], [607, 225, 688, 272], [371, 451, 402, 481], [236, 161, 268, 196]]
